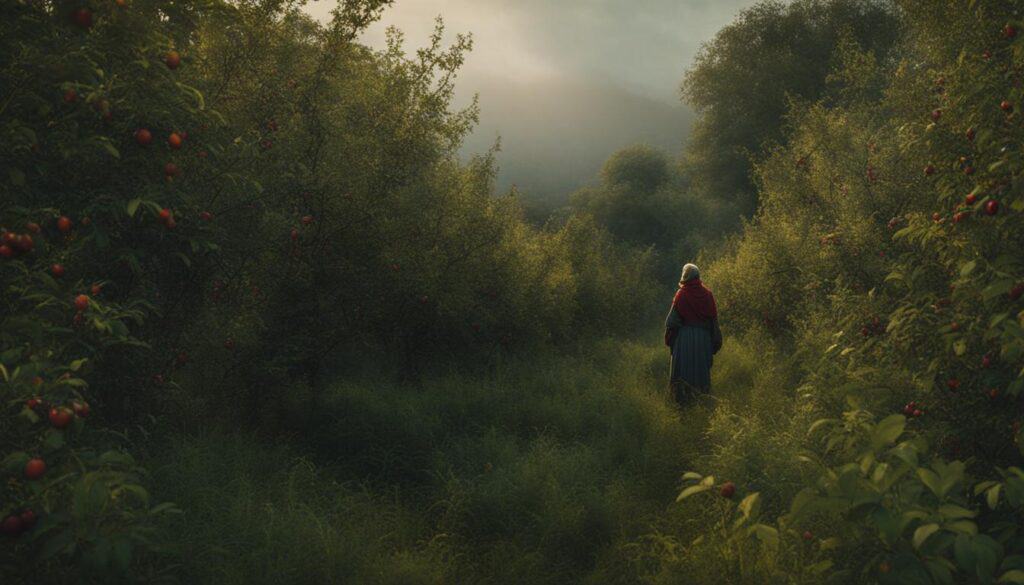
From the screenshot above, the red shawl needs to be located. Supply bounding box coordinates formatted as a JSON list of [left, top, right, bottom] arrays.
[[673, 279, 718, 323]]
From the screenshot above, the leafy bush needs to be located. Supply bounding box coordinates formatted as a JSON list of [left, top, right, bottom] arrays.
[[657, 2, 1024, 583]]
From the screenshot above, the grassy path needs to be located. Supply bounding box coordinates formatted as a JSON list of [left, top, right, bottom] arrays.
[[147, 338, 761, 584]]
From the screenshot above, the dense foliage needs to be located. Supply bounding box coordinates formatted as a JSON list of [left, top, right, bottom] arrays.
[[0, 1, 657, 582], [657, 1, 1024, 583], [681, 0, 902, 216]]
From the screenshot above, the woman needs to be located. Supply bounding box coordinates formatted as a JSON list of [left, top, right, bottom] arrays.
[[664, 263, 722, 406]]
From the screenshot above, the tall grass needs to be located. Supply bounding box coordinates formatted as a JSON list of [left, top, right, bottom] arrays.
[[151, 336, 758, 584]]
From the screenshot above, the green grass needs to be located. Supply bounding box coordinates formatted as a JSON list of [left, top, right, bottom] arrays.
[[148, 336, 777, 584]]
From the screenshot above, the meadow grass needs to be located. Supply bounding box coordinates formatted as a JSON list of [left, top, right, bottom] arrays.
[[148, 336, 786, 584]]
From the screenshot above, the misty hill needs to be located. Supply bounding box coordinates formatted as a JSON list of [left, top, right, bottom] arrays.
[[458, 73, 695, 214]]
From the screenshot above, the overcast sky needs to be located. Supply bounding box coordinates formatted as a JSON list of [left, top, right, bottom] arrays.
[[304, 0, 762, 206]]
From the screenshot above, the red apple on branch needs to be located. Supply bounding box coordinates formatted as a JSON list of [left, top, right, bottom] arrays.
[[24, 458, 46, 480], [165, 51, 181, 70]]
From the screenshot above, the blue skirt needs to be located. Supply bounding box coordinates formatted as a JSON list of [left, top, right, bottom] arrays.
[[670, 325, 713, 390]]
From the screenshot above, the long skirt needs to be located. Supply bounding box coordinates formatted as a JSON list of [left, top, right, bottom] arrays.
[[670, 324, 713, 404]]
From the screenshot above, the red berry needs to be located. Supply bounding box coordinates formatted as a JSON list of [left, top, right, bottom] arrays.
[[14, 234, 34, 253], [879, 561, 892, 574], [982, 355, 992, 368], [91, 283, 102, 295], [26, 397, 42, 409], [290, 228, 299, 241], [301, 215, 314, 226], [932, 212, 942, 223], [158, 208, 172, 223], [224, 339, 236, 350], [199, 211, 212, 221], [72, 401, 90, 418], [802, 531, 813, 541], [1010, 283, 1024, 301], [966, 193, 977, 205], [51, 264, 65, 278], [135, 128, 153, 146], [924, 164, 936, 176], [74, 294, 90, 312], [964, 166, 975, 175], [165, 50, 181, 70], [966, 127, 976, 141], [57, 215, 73, 233], [164, 162, 179, 178], [1005, 24, 1018, 39], [1002, 100, 1014, 112], [0, 244, 12, 259], [165, 217, 177, 230], [25, 222, 41, 234], [930, 109, 942, 121], [986, 200, 1000, 215], [168, 132, 183, 149], [947, 378, 960, 390], [63, 88, 78, 103], [48, 407, 73, 429], [24, 458, 46, 480], [989, 388, 999, 400], [912, 409, 923, 418], [953, 212, 965, 224], [983, 50, 993, 59], [719, 481, 736, 499], [0, 515, 24, 537]]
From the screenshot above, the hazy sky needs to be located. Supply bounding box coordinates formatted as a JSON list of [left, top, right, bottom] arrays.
[[304, 0, 761, 205]]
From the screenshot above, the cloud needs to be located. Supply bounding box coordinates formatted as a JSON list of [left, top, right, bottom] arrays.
[[306, 0, 758, 103], [302, 0, 760, 204]]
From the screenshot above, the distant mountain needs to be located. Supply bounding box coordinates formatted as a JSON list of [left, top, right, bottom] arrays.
[[456, 74, 695, 213]]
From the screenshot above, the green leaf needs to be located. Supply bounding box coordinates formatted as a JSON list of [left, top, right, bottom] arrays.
[[938, 504, 976, 519], [681, 471, 703, 481], [955, 534, 976, 572], [126, 198, 142, 218], [871, 414, 906, 450], [954, 340, 967, 356], [819, 537, 841, 551], [749, 523, 779, 551], [987, 485, 1002, 510], [945, 520, 978, 536], [149, 502, 181, 515], [999, 570, 1024, 583], [808, 418, 835, 435], [676, 484, 710, 502], [913, 523, 940, 550], [918, 468, 943, 497], [960, 261, 977, 277], [808, 560, 834, 575], [738, 492, 761, 520]]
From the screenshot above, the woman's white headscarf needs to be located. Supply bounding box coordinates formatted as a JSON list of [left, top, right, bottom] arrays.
[[680, 263, 700, 284]]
